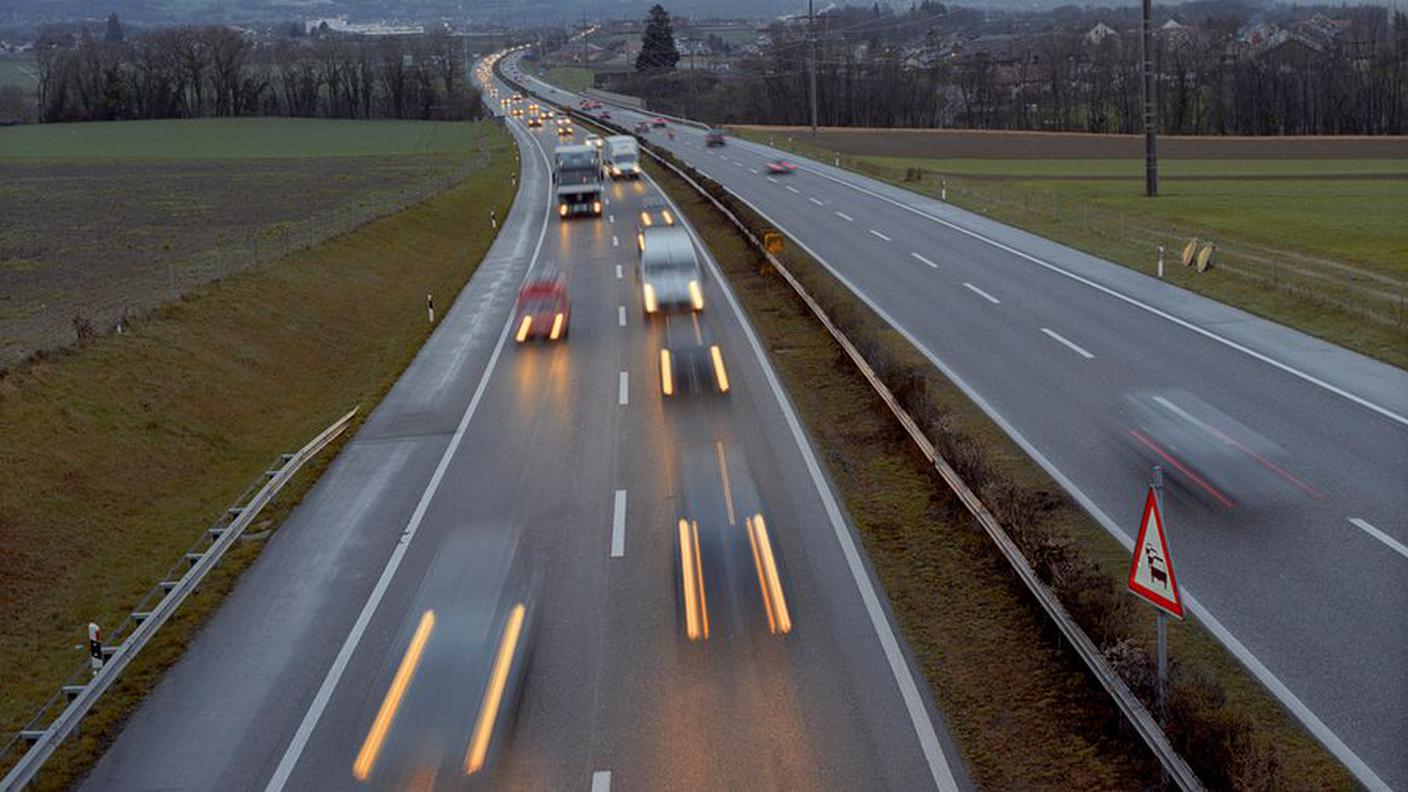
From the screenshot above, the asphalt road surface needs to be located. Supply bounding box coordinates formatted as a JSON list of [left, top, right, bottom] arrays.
[[76, 62, 969, 792], [510, 55, 1408, 791]]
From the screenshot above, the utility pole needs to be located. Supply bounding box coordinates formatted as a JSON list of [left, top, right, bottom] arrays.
[[1140, 0, 1158, 197], [808, 0, 819, 140]]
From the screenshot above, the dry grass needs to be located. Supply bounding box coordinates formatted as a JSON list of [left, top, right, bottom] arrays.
[[0, 121, 516, 787]]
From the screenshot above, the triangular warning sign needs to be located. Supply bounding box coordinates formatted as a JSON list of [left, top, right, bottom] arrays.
[[1128, 488, 1184, 619]]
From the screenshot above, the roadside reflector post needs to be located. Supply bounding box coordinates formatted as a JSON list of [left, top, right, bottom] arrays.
[[490, 210, 497, 229], [940, 176, 947, 202], [427, 294, 435, 324], [1157, 245, 1165, 279], [88, 623, 102, 676]]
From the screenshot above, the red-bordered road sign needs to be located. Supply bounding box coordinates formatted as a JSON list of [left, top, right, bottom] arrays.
[[1128, 487, 1185, 619]]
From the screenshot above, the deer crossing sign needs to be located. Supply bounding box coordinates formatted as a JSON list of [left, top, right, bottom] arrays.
[[1127, 487, 1185, 619]]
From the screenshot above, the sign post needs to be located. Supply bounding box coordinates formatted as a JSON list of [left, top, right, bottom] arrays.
[[1128, 466, 1184, 728]]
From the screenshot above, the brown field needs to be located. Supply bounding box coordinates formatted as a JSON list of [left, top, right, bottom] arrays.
[[733, 125, 1407, 159], [0, 154, 472, 369]]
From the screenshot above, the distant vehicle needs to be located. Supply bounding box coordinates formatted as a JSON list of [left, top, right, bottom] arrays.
[[584, 134, 604, 150], [704, 129, 726, 146], [765, 159, 797, 174], [633, 120, 650, 135], [514, 277, 571, 343], [605, 135, 641, 179], [599, 110, 612, 120], [651, 117, 668, 128], [553, 143, 604, 219], [635, 196, 676, 251], [639, 226, 704, 314], [556, 118, 574, 137]]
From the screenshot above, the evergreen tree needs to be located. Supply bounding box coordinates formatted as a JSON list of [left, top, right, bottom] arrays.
[[636, 5, 679, 72], [104, 12, 123, 43]]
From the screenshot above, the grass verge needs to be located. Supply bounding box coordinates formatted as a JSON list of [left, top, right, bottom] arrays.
[[0, 120, 516, 789], [642, 146, 1353, 790], [731, 128, 1408, 370], [543, 66, 596, 94]]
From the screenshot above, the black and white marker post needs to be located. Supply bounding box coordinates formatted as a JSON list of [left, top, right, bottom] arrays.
[[427, 294, 435, 324], [88, 623, 103, 676]]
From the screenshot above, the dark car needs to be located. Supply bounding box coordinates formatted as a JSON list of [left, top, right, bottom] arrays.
[[704, 128, 726, 146]]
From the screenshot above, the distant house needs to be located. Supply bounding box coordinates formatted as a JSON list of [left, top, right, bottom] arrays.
[[1085, 23, 1117, 46]]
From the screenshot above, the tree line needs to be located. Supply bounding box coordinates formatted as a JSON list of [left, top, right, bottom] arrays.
[[602, 2, 1406, 135], [31, 24, 484, 123]]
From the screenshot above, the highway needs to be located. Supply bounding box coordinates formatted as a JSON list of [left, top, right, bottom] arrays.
[[75, 60, 969, 791], [509, 55, 1408, 790]]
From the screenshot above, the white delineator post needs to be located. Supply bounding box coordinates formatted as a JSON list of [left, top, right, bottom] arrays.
[[427, 294, 435, 324], [1157, 245, 1165, 279], [88, 623, 103, 676]]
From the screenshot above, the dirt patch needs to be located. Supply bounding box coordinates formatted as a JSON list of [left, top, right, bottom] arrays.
[[0, 154, 471, 368], [733, 125, 1408, 160]]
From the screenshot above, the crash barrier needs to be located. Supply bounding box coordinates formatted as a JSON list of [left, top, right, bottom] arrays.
[[0, 407, 358, 791], [635, 146, 1206, 791]]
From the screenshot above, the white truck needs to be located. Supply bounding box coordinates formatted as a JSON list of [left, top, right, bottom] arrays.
[[604, 135, 641, 180], [553, 144, 604, 219]]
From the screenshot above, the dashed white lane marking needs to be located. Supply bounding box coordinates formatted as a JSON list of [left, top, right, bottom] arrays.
[[618, 371, 629, 405], [785, 185, 800, 194], [612, 235, 619, 247], [615, 264, 623, 279], [1349, 517, 1408, 560], [834, 211, 853, 222], [611, 490, 627, 557], [963, 282, 1001, 304], [618, 306, 626, 327], [592, 771, 612, 792], [911, 252, 938, 268], [749, 168, 759, 174], [1040, 327, 1095, 359], [766, 176, 778, 184], [808, 196, 824, 206], [869, 229, 891, 242], [608, 214, 614, 223]]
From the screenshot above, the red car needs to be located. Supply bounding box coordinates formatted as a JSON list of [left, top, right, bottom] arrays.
[[765, 159, 797, 174], [599, 110, 612, 120], [514, 278, 570, 343], [704, 128, 726, 146], [650, 117, 668, 128]]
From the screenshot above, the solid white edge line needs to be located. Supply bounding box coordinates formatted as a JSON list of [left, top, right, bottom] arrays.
[[591, 770, 612, 792], [1349, 517, 1408, 560], [834, 210, 853, 222], [263, 105, 554, 792], [644, 170, 962, 792], [911, 252, 938, 268], [611, 490, 627, 558], [618, 371, 629, 405], [618, 305, 626, 327], [869, 229, 891, 242], [695, 177, 1391, 792], [1040, 327, 1094, 360], [765, 143, 1408, 430], [962, 282, 1000, 304]]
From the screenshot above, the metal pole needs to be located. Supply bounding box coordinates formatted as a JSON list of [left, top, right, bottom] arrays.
[[808, 0, 819, 140], [1141, 0, 1159, 197], [1152, 465, 1168, 727]]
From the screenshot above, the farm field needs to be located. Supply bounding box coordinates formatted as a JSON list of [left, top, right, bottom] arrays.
[[733, 126, 1408, 367], [543, 65, 596, 93], [0, 120, 516, 787], [0, 118, 491, 368]]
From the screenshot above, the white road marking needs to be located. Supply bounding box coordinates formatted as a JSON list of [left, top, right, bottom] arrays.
[[608, 214, 614, 223], [911, 252, 938, 268], [869, 229, 891, 242], [1040, 327, 1095, 359], [618, 306, 626, 327], [834, 211, 853, 222], [1349, 518, 1408, 560], [615, 264, 623, 279], [700, 173, 1391, 792], [779, 148, 1408, 431], [618, 371, 629, 405], [808, 196, 824, 206], [612, 235, 619, 247], [263, 117, 554, 792], [785, 185, 800, 194], [766, 176, 778, 184], [749, 168, 759, 174], [592, 771, 612, 792], [611, 490, 627, 557], [645, 171, 962, 792], [963, 282, 1001, 304]]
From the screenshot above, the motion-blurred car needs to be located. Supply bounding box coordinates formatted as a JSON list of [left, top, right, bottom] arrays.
[[704, 128, 726, 146], [674, 442, 791, 641], [598, 110, 612, 120], [635, 196, 676, 251], [584, 134, 604, 150], [650, 117, 668, 128], [659, 332, 728, 398], [514, 277, 571, 343], [765, 159, 797, 174], [639, 226, 703, 314], [633, 120, 650, 135]]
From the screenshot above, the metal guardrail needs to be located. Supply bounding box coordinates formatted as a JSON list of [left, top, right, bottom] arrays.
[[639, 147, 1206, 791], [494, 54, 1203, 787], [0, 407, 358, 792]]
